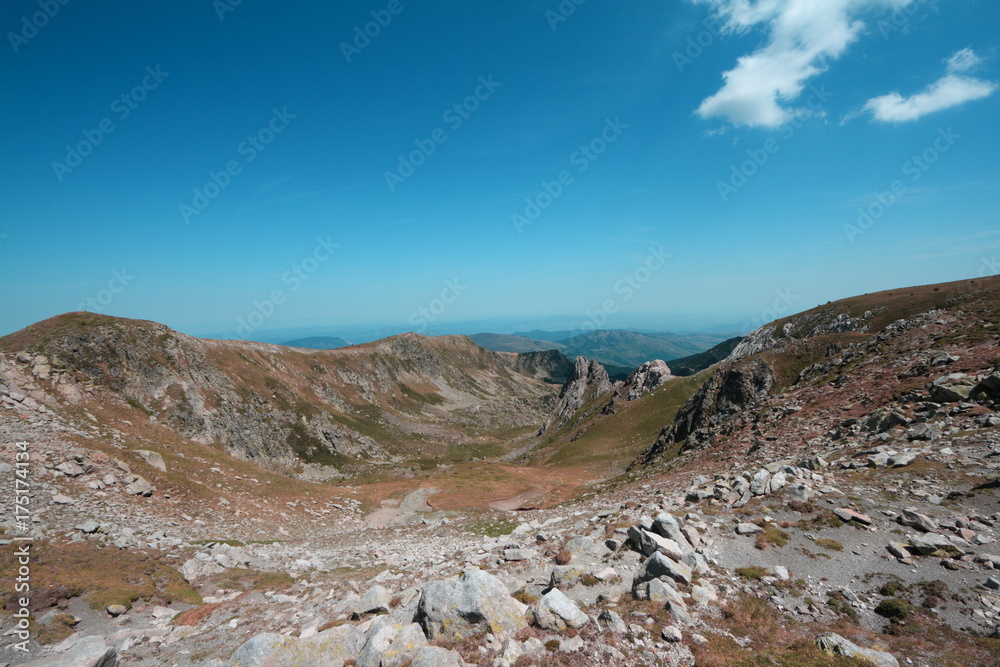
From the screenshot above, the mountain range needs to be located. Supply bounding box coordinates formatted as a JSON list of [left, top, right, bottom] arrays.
[[471, 329, 735, 369], [1, 275, 999, 666]]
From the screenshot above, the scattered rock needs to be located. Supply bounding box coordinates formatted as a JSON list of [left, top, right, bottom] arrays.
[[76, 519, 101, 534], [898, 509, 937, 533], [125, 476, 154, 497], [634, 551, 692, 586], [661, 625, 683, 642], [834, 508, 873, 525], [134, 449, 167, 472], [22, 635, 119, 667], [56, 461, 86, 477], [533, 589, 590, 631], [417, 569, 527, 640], [736, 522, 764, 535], [815, 632, 899, 667]]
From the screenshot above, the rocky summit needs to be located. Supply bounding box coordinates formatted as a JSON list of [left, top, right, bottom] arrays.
[[2, 276, 1000, 666]]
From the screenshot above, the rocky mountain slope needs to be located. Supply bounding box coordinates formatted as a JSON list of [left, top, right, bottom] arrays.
[[2, 276, 1000, 666], [0, 313, 558, 473], [497, 349, 574, 385]]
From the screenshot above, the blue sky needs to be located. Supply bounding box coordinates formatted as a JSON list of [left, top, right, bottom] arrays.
[[1, 0, 998, 341]]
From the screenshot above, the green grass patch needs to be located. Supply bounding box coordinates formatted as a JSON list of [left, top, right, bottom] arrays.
[[815, 538, 843, 552], [465, 516, 518, 538], [736, 566, 770, 580]]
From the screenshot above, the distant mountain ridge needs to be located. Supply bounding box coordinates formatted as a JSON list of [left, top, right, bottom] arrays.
[[472, 329, 734, 369], [468, 333, 565, 354]]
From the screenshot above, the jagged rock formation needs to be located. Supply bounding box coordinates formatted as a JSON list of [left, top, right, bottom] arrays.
[[728, 308, 875, 362], [538, 356, 614, 434], [641, 356, 776, 461], [600, 360, 676, 416], [622, 360, 674, 401]]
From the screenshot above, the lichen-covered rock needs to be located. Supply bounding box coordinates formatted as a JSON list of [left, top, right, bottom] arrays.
[[354, 584, 392, 616], [409, 646, 466, 667], [533, 589, 589, 631], [22, 635, 118, 667], [356, 618, 426, 667], [815, 632, 899, 667], [549, 565, 585, 589], [416, 568, 527, 640], [227, 625, 364, 667]]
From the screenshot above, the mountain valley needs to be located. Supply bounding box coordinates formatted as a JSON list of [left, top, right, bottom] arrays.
[[1, 277, 1000, 666]]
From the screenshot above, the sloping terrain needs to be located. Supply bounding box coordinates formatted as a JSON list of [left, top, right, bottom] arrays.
[[667, 336, 744, 376], [1, 276, 999, 666], [496, 349, 574, 385], [0, 313, 557, 472]]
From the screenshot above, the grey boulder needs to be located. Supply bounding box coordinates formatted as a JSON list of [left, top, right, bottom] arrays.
[[416, 568, 527, 640]]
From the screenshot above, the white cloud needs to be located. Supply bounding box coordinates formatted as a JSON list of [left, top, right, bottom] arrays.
[[946, 47, 981, 74], [862, 48, 997, 122], [693, 0, 913, 128]]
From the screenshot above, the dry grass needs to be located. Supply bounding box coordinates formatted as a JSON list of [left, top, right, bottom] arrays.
[[172, 603, 224, 627], [755, 523, 791, 550], [36, 613, 77, 645], [0, 540, 200, 612], [815, 538, 844, 552], [735, 566, 769, 580], [692, 633, 870, 667], [723, 594, 781, 640], [206, 568, 295, 593]]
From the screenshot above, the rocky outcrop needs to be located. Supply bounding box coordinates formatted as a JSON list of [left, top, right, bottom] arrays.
[[538, 356, 613, 434], [641, 356, 775, 461], [227, 624, 366, 666], [729, 308, 875, 362], [622, 360, 674, 401]]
